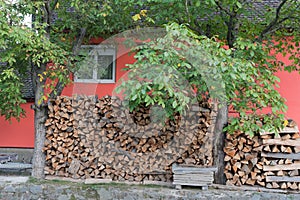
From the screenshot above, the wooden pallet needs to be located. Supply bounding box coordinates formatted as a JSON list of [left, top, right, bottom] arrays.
[[172, 164, 217, 190]]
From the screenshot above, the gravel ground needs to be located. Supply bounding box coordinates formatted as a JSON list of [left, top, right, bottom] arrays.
[[0, 176, 300, 200]]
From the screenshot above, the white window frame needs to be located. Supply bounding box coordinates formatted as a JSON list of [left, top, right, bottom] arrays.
[[74, 45, 116, 83]]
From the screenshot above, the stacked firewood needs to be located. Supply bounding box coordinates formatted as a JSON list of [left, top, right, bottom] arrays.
[[261, 126, 300, 190], [224, 131, 263, 187], [44, 95, 217, 182], [224, 122, 300, 190]]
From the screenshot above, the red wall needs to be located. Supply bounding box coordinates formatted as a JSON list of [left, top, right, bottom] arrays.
[[275, 49, 300, 124], [0, 45, 298, 148], [276, 70, 300, 124], [0, 103, 34, 148]]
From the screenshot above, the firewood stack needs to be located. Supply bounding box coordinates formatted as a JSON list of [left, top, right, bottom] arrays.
[[224, 131, 262, 187], [224, 121, 300, 190], [44, 95, 217, 182]]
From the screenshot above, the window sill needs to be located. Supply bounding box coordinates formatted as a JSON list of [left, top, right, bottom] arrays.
[[74, 80, 115, 84]]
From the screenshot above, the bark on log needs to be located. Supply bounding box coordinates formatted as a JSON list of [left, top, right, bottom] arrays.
[[213, 103, 227, 184]]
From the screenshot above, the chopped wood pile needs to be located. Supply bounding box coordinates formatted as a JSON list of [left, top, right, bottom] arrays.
[[224, 123, 300, 190], [172, 164, 217, 190], [44, 95, 217, 182]]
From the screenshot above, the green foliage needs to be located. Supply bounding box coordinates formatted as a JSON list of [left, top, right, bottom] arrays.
[[117, 22, 287, 135], [128, 0, 299, 69], [116, 0, 299, 135], [0, 68, 26, 121], [0, 0, 136, 120]]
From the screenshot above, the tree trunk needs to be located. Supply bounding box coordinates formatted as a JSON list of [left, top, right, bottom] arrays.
[[31, 62, 47, 179], [213, 104, 228, 184], [32, 105, 47, 178], [31, 1, 51, 178]]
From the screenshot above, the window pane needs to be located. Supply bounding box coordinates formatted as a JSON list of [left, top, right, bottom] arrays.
[[97, 55, 114, 80], [76, 56, 96, 80]]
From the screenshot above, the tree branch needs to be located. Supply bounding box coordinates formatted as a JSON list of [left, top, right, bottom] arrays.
[[185, 0, 191, 23], [215, 0, 231, 16], [215, 0, 239, 48], [72, 28, 87, 55], [257, 0, 288, 41], [187, 19, 205, 36], [48, 27, 86, 99], [31, 61, 37, 93]]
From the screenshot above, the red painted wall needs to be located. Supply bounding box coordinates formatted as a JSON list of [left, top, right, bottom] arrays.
[[0, 103, 34, 148], [276, 70, 300, 124], [275, 49, 300, 124]]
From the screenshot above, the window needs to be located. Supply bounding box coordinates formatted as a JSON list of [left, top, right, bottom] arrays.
[[75, 45, 116, 83]]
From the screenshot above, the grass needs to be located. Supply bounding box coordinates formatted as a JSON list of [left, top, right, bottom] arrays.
[[27, 177, 80, 186]]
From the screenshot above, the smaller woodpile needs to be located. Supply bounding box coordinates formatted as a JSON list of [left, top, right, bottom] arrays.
[[172, 164, 216, 190], [224, 121, 300, 190], [261, 126, 300, 190], [224, 131, 262, 187]]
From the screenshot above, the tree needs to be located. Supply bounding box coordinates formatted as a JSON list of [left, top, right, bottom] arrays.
[[0, 0, 135, 178], [117, 0, 300, 183], [0, 0, 299, 182]]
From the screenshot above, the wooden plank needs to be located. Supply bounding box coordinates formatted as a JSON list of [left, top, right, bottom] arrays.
[[173, 169, 215, 173], [173, 171, 216, 175], [174, 178, 214, 183], [173, 182, 212, 186], [174, 180, 213, 183], [173, 170, 215, 173], [174, 174, 214, 178], [261, 126, 299, 135], [266, 176, 300, 183], [261, 152, 300, 160], [173, 171, 215, 175], [174, 177, 213, 181], [174, 175, 214, 178], [262, 139, 300, 147], [172, 167, 217, 173], [263, 163, 300, 171]]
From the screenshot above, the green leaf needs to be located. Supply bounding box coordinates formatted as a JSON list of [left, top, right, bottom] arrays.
[[236, 1, 242, 9], [172, 100, 177, 108]]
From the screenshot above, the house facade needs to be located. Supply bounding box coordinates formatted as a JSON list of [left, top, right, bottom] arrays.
[[0, 41, 135, 148], [0, 42, 299, 149]]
